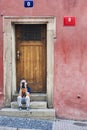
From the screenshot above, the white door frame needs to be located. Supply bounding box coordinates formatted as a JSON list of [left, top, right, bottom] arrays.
[[3, 16, 56, 107]]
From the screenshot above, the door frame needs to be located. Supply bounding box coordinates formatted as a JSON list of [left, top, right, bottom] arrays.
[[3, 16, 56, 107]]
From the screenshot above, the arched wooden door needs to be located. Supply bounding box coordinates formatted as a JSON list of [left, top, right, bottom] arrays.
[[15, 24, 47, 93]]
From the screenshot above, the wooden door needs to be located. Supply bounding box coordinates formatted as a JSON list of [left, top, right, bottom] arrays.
[[15, 24, 46, 92]]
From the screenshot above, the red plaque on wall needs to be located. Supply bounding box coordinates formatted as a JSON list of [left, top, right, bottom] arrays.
[[64, 16, 76, 26]]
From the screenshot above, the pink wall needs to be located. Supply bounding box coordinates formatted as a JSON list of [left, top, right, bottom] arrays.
[[54, 1, 87, 120], [0, 0, 87, 119], [0, 2, 4, 107]]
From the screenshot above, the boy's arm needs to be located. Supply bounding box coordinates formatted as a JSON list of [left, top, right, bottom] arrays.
[[26, 92, 30, 97]]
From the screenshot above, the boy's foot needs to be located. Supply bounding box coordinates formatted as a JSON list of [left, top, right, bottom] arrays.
[[18, 106, 22, 111], [26, 107, 29, 111]]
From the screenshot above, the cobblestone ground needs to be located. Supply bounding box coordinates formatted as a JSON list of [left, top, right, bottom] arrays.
[[0, 116, 87, 130], [0, 116, 53, 130], [52, 119, 87, 130], [0, 127, 40, 130]]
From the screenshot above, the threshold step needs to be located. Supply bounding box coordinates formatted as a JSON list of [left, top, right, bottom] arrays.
[[11, 101, 47, 109], [0, 108, 55, 120], [12, 93, 47, 101]]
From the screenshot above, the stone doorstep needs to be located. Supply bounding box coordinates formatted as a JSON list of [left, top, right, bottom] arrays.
[[11, 101, 47, 109], [12, 93, 47, 101], [0, 108, 55, 120]]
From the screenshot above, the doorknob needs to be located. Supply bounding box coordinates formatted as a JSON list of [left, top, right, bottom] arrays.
[[17, 50, 20, 60]]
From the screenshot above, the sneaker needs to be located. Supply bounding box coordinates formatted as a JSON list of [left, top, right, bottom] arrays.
[[26, 107, 29, 111], [18, 106, 22, 111]]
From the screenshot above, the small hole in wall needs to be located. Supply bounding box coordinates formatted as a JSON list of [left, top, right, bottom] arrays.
[[77, 95, 81, 99], [0, 13, 3, 17]]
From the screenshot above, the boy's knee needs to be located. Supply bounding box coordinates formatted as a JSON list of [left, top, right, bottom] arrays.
[[25, 96, 29, 99], [17, 96, 22, 100], [25, 96, 30, 101]]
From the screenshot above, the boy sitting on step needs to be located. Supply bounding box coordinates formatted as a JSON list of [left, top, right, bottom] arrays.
[[17, 79, 31, 111]]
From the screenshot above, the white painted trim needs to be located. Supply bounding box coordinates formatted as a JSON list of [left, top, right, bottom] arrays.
[[3, 16, 56, 107]]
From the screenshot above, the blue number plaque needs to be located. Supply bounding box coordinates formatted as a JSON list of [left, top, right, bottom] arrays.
[[24, 0, 33, 7]]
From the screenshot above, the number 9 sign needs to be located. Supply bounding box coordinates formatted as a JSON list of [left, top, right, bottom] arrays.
[[24, 0, 33, 7]]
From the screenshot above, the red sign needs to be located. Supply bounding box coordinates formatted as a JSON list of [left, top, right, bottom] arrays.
[[64, 17, 76, 26]]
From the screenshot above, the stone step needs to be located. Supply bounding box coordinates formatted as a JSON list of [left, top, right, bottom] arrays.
[[12, 93, 47, 101], [11, 101, 47, 109], [0, 108, 55, 120]]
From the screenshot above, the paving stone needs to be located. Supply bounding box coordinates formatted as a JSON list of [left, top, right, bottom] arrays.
[[52, 119, 87, 130], [18, 128, 40, 130], [0, 116, 53, 130], [1, 117, 87, 130], [0, 127, 17, 130]]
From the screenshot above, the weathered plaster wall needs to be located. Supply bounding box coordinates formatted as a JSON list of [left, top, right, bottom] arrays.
[[0, 0, 87, 119], [54, 0, 87, 120], [0, 3, 4, 107]]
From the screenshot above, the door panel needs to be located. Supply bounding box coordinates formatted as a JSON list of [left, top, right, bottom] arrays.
[[16, 41, 46, 92], [15, 24, 46, 93]]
